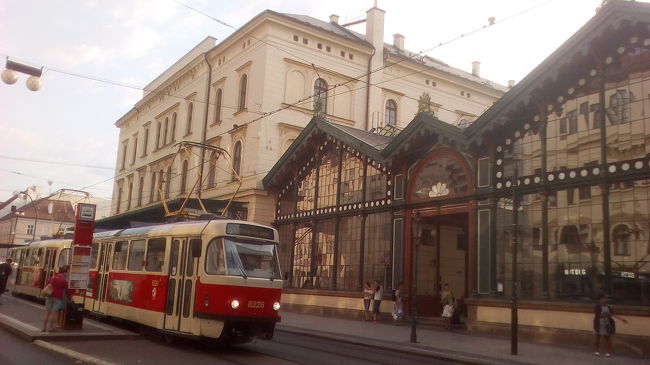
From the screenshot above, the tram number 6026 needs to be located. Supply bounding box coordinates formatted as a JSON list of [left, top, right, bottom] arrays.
[[248, 300, 264, 309]]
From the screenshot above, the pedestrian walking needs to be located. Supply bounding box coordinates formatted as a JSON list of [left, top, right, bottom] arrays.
[[593, 294, 627, 357], [392, 282, 404, 323], [372, 279, 383, 322], [362, 282, 373, 321], [440, 283, 456, 330], [0, 258, 12, 303], [42, 265, 69, 332]]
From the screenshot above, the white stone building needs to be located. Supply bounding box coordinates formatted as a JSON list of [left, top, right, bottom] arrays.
[[103, 6, 506, 228]]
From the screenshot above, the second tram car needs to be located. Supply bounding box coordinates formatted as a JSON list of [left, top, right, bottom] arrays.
[[10, 219, 283, 343]]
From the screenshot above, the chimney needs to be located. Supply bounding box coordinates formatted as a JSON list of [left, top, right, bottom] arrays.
[[393, 33, 404, 51], [365, 6, 385, 49], [471, 61, 480, 77], [329, 14, 339, 24], [508, 80, 516, 88]]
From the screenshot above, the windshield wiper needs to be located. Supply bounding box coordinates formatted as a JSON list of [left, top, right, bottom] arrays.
[[238, 266, 248, 279]]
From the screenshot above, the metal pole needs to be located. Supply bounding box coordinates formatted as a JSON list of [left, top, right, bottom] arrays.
[[511, 168, 519, 355], [410, 212, 421, 343]]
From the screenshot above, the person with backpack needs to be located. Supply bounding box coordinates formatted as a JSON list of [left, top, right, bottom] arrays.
[[593, 294, 627, 357], [392, 282, 404, 323]]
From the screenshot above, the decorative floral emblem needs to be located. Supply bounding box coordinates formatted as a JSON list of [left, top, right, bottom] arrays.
[[428, 182, 449, 198]]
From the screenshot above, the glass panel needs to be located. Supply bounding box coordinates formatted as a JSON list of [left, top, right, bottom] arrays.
[[609, 178, 650, 304], [339, 151, 364, 204], [223, 238, 281, 279], [338, 216, 361, 290], [112, 241, 128, 270], [314, 219, 335, 289], [90, 242, 99, 269], [365, 164, 387, 201], [127, 240, 146, 271], [279, 183, 296, 216], [292, 224, 312, 288], [478, 210, 491, 294], [549, 186, 603, 301], [166, 278, 176, 315], [277, 225, 293, 280], [182, 279, 192, 318], [296, 167, 316, 213], [187, 239, 201, 276], [205, 238, 226, 275], [57, 248, 70, 269], [317, 148, 340, 208], [411, 157, 468, 200], [145, 238, 166, 272], [364, 212, 392, 290], [170, 240, 179, 275]]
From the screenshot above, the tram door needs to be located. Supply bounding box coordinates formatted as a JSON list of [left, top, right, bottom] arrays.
[[43, 248, 57, 286], [164, 238, 200, 333], [92, 242, 112, 314]]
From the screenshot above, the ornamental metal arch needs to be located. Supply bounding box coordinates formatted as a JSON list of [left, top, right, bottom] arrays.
[[407, 148, 473, 203]]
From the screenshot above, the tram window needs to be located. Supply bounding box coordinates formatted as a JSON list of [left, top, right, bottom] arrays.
[[187, 239, 200, 276], [166, 279, 176, 315], [112, 241, 128, 270], [90, 242, 99, 269], [37, 248, 44, 267], [127, 240, 146, 271], [28, 249, 37, 266], [58, 248, 71, 269], [145, 238, 166, 272], [182, 279, 192, 318], [170, 240, 179, 275], [205, 239, 226, 275]]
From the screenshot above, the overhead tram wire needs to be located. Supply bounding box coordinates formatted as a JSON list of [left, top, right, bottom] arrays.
[[69, 0, 556, 195], [0, 155, 114, 170]]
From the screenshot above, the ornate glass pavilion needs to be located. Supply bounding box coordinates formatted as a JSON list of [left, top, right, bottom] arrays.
[[263, 1, 650, 354]]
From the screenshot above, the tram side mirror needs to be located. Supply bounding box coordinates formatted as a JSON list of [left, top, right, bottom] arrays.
[[191, 240, 202, 258]]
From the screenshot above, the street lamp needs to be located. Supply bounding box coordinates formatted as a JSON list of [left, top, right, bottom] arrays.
[[20, 191, 38, 242], [510, 167, 519, 355], [2, 58, 43, 91], [411, 211, 422, 343]]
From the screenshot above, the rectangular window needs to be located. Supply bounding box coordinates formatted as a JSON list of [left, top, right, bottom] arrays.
[[326, 46, 331, 52], [349, 53, 354, 60], [337, 216, 361, 290], [392, 218, 404, 288], [293, 35, 298, 41], [90, 242, 99, 269], [132, 136, 138, 164], [317, 43, 322, 49], [121, 141, 128, 170], [477, 209, 490, 294], [394, 174, 404, 200], [205, 238, 226, 275], [302, 38, 308, 45], [478, 158, 490, 187], [340, 50, 345, 57], [145, 238, 166, 272], [26, 224, 34, 235], [128, 240, 146, 271], [142, 128, 149, 157], [112, 241, 128, 270]]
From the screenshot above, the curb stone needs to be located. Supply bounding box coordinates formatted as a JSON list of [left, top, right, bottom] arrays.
[[34, 340, 118, 365]]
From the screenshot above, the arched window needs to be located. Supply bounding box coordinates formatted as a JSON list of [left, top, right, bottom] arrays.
[[165, 167, 172, 199], [214, 88, 222, 123], [116, 186, 123, 214], [186, 102, 194, 135], [207, 151, 217, 188], [314, 78, 328, 114], [170, 113, 177, 142], [155, 122, 161, 149], [180, 160, 189, 195], [163, 117, 169, 146], [232, 141, 242, 180], [612, 224, 631, 256], [238, 74, 247, 111], [149, 172, 156, 203], [137, 176, 144, 207], [385, 99, 397, 126]]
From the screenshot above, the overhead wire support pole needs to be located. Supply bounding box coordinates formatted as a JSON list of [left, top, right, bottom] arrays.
[[511, 166, 519, 355]]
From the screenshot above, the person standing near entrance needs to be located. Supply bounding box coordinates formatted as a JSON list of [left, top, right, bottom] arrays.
[[42, 265, 69, 332], [440, 283, 456, 330], [593, 294, 627, 357], [362, 282, 373, 321], [372, 279, 383, 322], [0, 258, 12, 303], [392, 282, 404, 323]]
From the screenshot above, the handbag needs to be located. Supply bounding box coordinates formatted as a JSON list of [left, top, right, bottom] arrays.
[[442, 304, 454, 318], [608, 317, 616, 335], [40, 283, 53, 297]]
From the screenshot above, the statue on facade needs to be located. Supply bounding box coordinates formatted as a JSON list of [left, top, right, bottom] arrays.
[[417, 92, 435, 116]]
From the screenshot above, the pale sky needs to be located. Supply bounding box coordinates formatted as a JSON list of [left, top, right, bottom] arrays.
[[0, 0, 610, 203]]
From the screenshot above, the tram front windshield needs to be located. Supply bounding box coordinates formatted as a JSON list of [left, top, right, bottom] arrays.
[[206, 237, 281, 279]]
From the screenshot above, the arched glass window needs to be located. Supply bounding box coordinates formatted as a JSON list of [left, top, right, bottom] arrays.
[[165, 167, 172, 199], [155, 122, 161, 149], [232, 141, 242, 179], [314, 78, 328, 113], [207, 151, 217, 188], [180, 160, 189, 195], [214, 88, 222, 123], [149, 172, 156, 203], [171, 113, 177, 142], [158, 170, 164, 201], [411, 156, 469, 200], [186, 102, 194, 135], [238, 74, 247, 111], [385, 99, 397, 126], [612, 224, 631, 256], [163, 117, 169, 146]]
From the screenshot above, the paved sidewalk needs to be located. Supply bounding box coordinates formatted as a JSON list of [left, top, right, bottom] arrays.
[[276, 311, 649, 365], [0, 295, 136, 341]]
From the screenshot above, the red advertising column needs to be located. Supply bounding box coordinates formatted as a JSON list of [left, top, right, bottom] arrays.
[[66, 203, 96, 329]]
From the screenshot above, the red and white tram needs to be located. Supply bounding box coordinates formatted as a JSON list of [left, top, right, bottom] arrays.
[[10, 219, 283, 343]]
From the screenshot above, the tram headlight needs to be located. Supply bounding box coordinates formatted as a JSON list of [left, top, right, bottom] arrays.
[[273, 302, 281, 311], [230, 299, 240, 310]]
